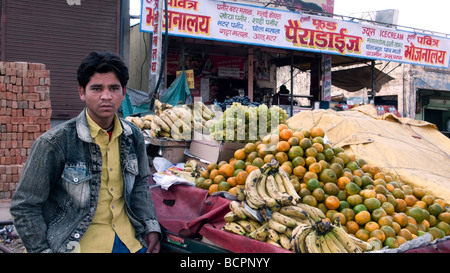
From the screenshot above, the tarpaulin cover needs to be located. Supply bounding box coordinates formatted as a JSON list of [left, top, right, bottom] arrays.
[[287, 105, 450, 203], [150, 184, 291, 253], [160, 71, 192, 106]]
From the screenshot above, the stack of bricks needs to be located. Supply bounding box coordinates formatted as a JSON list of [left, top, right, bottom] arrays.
[[0, 61, 51, 199]]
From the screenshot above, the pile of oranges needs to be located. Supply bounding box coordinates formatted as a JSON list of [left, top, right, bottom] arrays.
[[196, 124, 450, 249]]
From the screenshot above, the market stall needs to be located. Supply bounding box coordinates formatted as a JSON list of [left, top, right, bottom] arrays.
[[129, 101, 450, 253], [129, 0, 450, 254]]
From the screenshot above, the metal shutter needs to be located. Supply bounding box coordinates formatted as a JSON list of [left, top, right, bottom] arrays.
[[4, 0, 120, 119]]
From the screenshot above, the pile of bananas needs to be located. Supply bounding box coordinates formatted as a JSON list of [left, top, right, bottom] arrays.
[[126, 100, 215, 140], [222, 159, 374, 253]]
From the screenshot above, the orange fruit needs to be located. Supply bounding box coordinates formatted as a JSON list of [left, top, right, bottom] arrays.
[[292, 156, 306, 167], [287, 136, 300, 147], [303, 171, 318, 183], [370, 229, 386, 242], [355, 228, 370, 241], [337, 176, 351, 190], [209, 169, 219, 180], [393, 212, 408, 227], [311, 142, 324, 153], [277, 124, 289, 132], [395, 198, 407, 212], [227, 177, 237, 187], [378, 216, 393, 227], [234, 149, 247, 160], [355, 211, 371, 225], [235, 171, 248, 185], [276, 141, 290, 152], [280, 163, 292, 175], [293, 131, 305, 140], [325, 195, 340, 210], [245, 165, 259, 174], [280, 128, 294, 141], [404, 195, 417, 207], [208, 184, 219, 195], [310, 127, 325, 138], [308, 162, 322, 173], [346, 221, 360, 234], [219, 164, 235, 178], [293, 165, 307, 179], [264, 154, 275, 163], [218, 181, 231, 192], [365, 221, 380, 233], [214, 175, 226, 184], [275, 152, 289, 164]]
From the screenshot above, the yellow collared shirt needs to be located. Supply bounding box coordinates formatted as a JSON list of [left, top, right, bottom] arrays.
[[79, 111, 142, 253]]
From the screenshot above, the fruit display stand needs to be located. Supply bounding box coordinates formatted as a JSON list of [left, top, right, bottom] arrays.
[[150, 183, 292, 253]]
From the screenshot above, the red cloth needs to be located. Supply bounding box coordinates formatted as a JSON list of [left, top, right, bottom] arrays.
[[150, 184, 292, 253]]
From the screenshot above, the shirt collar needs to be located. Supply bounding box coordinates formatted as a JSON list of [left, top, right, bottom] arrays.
[[85, 109, 123, 140]]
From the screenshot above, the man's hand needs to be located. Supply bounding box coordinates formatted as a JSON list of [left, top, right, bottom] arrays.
[[144, 232, 161, 253]]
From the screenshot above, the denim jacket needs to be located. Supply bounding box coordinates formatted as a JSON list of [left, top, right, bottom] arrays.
[[10, 110, 161, 253]]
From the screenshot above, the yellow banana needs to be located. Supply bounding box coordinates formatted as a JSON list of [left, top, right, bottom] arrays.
[[244, 168, 265, 209], [236, 219, 256, 233], [267, 228, 280, 243], [249, 222, 269, 241], [279, 205, 308, 220], [157, 113, 174, 132], [268, 218, 288, 234], [318, 234, 332, 253], [222, 222, 246, 236], [256, 174, 279, 208], [239, 201, 259, 221], [236, 188, 246, 201], [159, 131, 171, 138], [324, 232, 348, 253], [291, 225, 312, 253], [274, 173, 287, 193], [271, 212, 297, 228], [305, 231, 321, 253], [331, 226, 362, 253], [265, 238, 282, 248], [229, 201, 247, 220], [296, 203, 325, 222], [266, 175, 293, 206], [349, 234, 374, 252], [278, 167, 302, 203], [279, 234, 292, 250], [224, 211, 239, 222], [248, 219, 262, 230]]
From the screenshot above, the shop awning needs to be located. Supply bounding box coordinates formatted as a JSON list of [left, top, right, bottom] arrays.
[[331, 65, 394, 92]]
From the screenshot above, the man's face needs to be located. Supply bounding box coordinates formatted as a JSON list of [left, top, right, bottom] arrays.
[[78, 71, 125, 128]]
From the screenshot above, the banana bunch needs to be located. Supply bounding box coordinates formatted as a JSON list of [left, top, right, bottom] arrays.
[[291, 219, 374, 253], [244, 158, 302, 211], [222, 159, 374, 253], [126, 99, 215, 140]]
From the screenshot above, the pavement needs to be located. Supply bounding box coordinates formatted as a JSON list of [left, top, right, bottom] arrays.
[[0, 199, 13, 223]]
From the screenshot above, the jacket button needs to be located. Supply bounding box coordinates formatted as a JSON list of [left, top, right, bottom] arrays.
[[73, 177, 79, 183], [74, 233, 80, 239]]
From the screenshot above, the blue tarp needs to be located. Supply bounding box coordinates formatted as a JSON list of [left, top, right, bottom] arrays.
[[160, 71, 192, 106]]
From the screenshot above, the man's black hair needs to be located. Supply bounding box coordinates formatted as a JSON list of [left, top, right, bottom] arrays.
[[77, 51, 129, 89]]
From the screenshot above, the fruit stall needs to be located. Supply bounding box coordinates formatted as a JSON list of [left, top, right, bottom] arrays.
[[128, 99, 450, 253]]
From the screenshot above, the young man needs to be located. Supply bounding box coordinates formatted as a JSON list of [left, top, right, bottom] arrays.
[[10, 51, 161, 253]]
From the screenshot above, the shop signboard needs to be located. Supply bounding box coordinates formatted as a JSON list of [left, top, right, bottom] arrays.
[[141, 0, 450, 69]]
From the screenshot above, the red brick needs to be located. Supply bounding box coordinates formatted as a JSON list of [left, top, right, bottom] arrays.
[[24, 109, 41, 117], [34, 70, 50, 78], [23, 93, 40, 101], [22, 139, 35, 148], [35, 100, 51, 109], [23, 77, 39, 86], [0, 116, 11, 124], [24, 124, 40, 132]]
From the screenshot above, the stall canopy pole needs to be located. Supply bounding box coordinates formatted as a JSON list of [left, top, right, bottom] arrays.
[[248, 47, 254, 102], [290, 52, 294, 116], [370, 60, 375, 103]]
